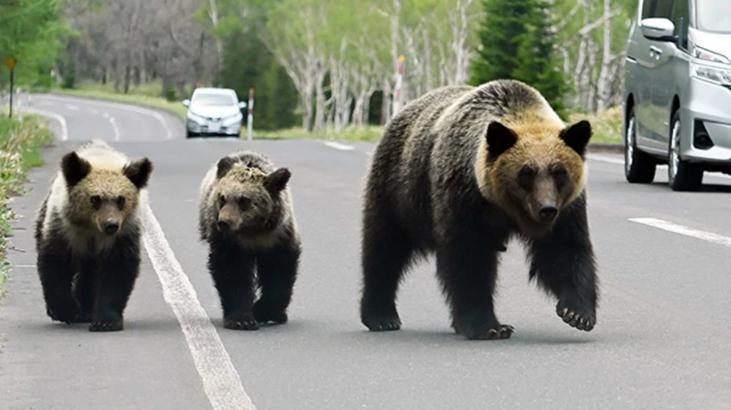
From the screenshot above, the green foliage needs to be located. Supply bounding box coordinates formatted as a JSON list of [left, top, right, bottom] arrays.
[[0, 0, 69, 89], [0, 115, 53, 291], [471, 0, 567, 114]]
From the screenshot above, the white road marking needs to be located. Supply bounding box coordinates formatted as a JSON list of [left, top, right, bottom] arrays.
[[65, 104, 79, 111], [139, 200, 255, 410], [41, 94, 174, 140], [102, 112, 122, 141], [629, 217, 731, 248], [14, 264, 36, 269], [587, 153, 624, 165], [18, 106, 69, 141], [323, 141, 355, 151]]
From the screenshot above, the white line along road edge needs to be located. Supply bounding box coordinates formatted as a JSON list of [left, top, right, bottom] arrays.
[[41, 94, 174, 140], [323, 141, 355, 151], [139, 198, 255, 410], [18, 106, 69, 141], [629, 217, 731, 248]]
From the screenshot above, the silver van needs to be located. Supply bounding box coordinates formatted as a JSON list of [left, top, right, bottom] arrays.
[[624, 0, 731, 190]]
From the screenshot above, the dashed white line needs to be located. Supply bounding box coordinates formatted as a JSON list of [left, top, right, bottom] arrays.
[[19, 106, 69, 141], [65, 104, 79, 111], [102, 112, 122, 141], [323, 141, 355, 151], [139, 200, 255, 410], [42, 94, 174, 140], [629, 217, 731, 248]]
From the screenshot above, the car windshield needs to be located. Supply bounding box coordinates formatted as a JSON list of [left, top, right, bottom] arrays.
[[696, 0, 731, 33], [192, 93, 235, 106]]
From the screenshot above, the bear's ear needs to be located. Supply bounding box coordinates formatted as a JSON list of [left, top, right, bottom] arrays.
[[264, 168, 291, 194], [560, 120, 592, 158], [123, 158, 153, 189], [486, 121, 518, 159], [61, 152, 91, 187], [216, 157, 236, 179]]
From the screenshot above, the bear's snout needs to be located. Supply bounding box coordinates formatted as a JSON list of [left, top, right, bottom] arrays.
[[102, 220, 120, 235], [538, 206, 558, 223]]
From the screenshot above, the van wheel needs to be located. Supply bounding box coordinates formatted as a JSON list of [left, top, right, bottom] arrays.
[[624, 109, 656, 183], [668, 111, 702, 191]]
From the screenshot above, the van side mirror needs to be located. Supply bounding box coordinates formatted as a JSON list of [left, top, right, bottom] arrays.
[[182, 99, 190, 107], [238, 101, 247, 109], [641, 18, 676, 42]]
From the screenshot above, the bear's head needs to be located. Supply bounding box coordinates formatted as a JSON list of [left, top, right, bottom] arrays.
[[211, 157, 290, 236], [477, 120, 591, 237], [62, 151, 152, 236]]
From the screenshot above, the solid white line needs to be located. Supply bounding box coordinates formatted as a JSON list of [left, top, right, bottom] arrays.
[[14, 264, 37, 269], [139, 201, 254, 410], [629, 217, 731, 248], [587, 154, 624, 165], [42, 94, 174, 140], [19, 106, 69, 141], [323, 141, 355, 151]]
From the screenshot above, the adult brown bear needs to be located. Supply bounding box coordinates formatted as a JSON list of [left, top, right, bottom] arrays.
[[360, 80, 598, 340]]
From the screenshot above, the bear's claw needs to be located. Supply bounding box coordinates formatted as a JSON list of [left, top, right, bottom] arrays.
[[224, 316, 259, 331], [464, 324, 514, 340], [362, 314, 402, 331], [557, 306, 595, 332], [89, 320, 123, 332]]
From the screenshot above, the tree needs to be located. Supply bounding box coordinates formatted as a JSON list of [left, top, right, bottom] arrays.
[[471, 0, 567, 114], [513, 0, 567, 115]]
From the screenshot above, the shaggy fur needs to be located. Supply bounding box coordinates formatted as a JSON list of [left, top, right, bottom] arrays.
[[35, 141, 152, 331], [361, 80, 598, 340], [199, 151, 301, 330]]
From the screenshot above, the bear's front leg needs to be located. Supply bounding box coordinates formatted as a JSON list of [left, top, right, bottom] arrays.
[[528, 194, 598, 332], [89, 239, 140, 332], [72, 261, 97, 323], [208, 237, 258, 330], [436, 228, 513, 340], [253, 234, 300, 325], [37, 240, 78, 324]]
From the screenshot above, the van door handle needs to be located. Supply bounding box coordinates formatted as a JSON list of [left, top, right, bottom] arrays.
[[649, 46, 663, 56]]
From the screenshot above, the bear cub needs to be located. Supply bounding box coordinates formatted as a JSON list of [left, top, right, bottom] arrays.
[[361, 80, 599, 340], [199, 151, 301, 330], [35, 141, 153, 331]]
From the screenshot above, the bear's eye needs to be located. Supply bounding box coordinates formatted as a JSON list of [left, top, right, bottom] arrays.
[[218, 194, 226, 207], [551, 165, 569, 189], [116, 196, 126, 209], [518, 166, 536, 190], [238, 196, 251, 210], [90, 195, 102, 209]]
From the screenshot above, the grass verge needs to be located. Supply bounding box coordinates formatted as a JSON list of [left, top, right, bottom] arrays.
[[569, 106, 623, 145], [56, 81, 187, 119], [0, 115, 53, 292]]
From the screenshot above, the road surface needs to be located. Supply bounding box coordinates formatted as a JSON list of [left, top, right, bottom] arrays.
[[1, 94, 729, 409]]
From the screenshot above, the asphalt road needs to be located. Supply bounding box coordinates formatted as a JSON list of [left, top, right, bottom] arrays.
[[1, 94, 729, 409]]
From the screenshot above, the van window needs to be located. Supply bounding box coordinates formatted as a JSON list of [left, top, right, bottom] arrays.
[[695, 0, 731, 33], [671, 0, 689, 48], [642, 0, 674, 19]]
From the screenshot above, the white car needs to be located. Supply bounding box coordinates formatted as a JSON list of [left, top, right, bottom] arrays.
[[183, 88, 245, 138]]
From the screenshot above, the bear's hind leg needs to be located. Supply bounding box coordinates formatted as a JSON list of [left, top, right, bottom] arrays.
[[360, 216, 415, 331], [89, 238, 140, 332], [208, 238, 258, 330], [253, 235, 300, 325], [437, 233, 513, 340], [528, 194, 598, 332], [37, 240, 78, 324]]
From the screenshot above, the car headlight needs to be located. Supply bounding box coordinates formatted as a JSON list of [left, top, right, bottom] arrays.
[[691, 61, 731, 86], [221, 112, 243, 126], [187, 111, 208, 125], [692, 46, 731, 64]]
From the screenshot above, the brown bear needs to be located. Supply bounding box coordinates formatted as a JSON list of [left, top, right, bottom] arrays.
[[360, 79, 598, 340], [35, 141, 153, 331], [199, 151, 301, 330]]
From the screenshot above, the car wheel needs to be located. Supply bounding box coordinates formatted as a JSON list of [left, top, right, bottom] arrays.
[[624, 108, 656, 183], [668, 111, 702, 191], [186, 130, 196, 139]]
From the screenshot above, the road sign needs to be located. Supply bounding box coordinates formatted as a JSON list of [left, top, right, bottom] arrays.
[[4, 57, 17, 71]]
